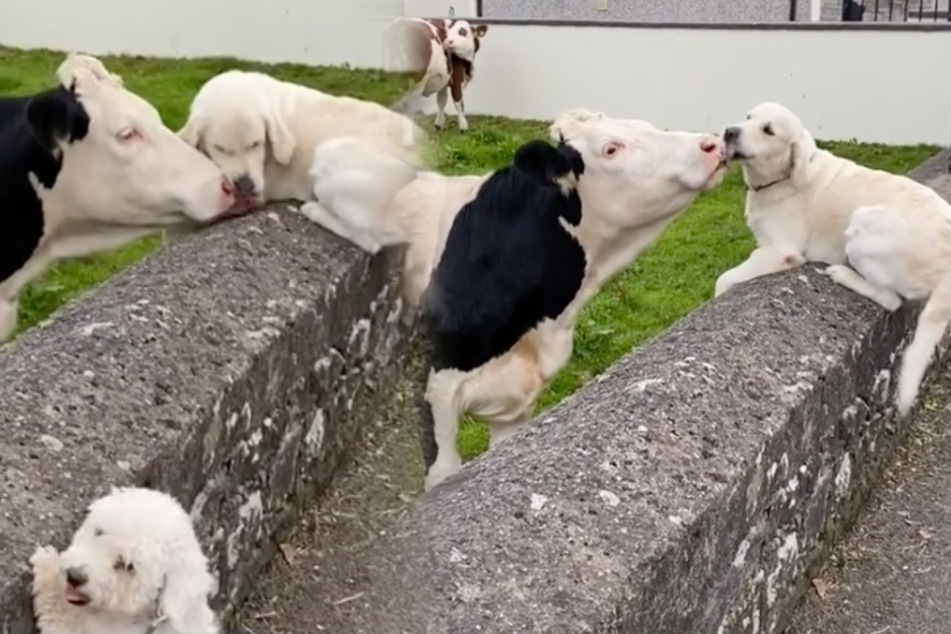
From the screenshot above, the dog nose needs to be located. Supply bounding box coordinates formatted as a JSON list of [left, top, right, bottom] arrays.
[[234, 176, 256, 197], [65, 567, 88, 587], [724, 127, 741, 143]]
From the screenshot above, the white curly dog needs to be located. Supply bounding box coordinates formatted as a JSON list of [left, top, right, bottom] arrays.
[[30, 486, 219, 634]]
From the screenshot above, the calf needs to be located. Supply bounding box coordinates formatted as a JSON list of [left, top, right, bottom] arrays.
[[399, 109, 727, 491], [0, 53, 239, 342], [385, 17, 488, 132]]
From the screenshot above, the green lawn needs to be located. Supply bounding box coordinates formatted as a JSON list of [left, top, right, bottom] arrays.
[[0, 46, 938, 459]]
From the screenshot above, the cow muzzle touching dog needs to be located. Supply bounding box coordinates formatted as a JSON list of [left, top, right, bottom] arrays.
[[0, 53, 243, 343], [419, 108, 727, 491]]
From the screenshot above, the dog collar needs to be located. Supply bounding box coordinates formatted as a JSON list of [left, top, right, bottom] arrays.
[[747, 176, 788, 192], [746, 151, 816, 192]]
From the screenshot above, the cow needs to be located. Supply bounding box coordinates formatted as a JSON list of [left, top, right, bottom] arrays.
[[305, 109, 728, 490], [410, 110, 729, 490], [314, 109, 727, 491], [0, 53, 240, 343], [385, 17, 488, 132]]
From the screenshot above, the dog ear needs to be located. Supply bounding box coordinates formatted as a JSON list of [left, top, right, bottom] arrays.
[[473, 24, 488, 37], [177, 115, 205, 149], [263, 104, 296, 165], [157, 547, 218, 631], [789, 127, 817, 180]]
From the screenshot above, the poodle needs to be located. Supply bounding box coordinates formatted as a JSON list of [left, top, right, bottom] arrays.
[[30, 486, 219, 634]]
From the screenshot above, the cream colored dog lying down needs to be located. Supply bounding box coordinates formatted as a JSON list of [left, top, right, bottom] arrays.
[[307, 135, 486, 310], [177, 69, 427, 213], [715, 101, 951, 417]]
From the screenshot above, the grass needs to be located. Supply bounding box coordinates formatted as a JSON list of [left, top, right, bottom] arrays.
[[0, 46, 939, 459]]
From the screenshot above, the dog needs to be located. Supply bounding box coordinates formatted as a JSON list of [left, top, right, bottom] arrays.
[[300, 135, 484, 320], [30, 486, 219, 634], [0, 53, 239, 343], [715, 101, 951, 416], [177, 69, 428, 228], [303, 135, 423, 254]]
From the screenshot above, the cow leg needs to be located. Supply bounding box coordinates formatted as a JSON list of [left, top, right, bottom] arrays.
[[450, 81, 469, 132], [0, 250, 55, 343], [434, 86, 448, 130], [423, 367, 466, 492], [465, 347, 544, 449], [0, 296, 18, 343]]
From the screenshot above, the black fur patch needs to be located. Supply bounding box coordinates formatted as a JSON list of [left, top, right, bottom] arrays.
[[420, 138, 588, 376], [0, 86, 90, 283]]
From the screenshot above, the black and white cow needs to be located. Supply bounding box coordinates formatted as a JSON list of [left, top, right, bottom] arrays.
[[0, 53, 240, 342], [303, 109, 729, 491], [414, 109, 728, 490]]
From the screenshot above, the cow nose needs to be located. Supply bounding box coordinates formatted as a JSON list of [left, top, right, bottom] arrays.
[[234, 176, 256, 197], [724, 127, 741, 143], [65, 567, 88, 587]]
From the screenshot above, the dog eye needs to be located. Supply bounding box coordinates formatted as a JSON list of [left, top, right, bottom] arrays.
[[113, 557, 135, 573], [762, 124, 775, 136], [459, 28, 467, 36], [248, 141, 262, 150], [603, 142, 622, 157]]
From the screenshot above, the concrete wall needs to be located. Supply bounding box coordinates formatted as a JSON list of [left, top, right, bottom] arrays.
[[478, 0, 948, 22], [282, 154, 951, 634], [480, 0, 807, 23], [0, 208, 414, 632], [1, 0, 404, 69], [454, 22, 951, 145]]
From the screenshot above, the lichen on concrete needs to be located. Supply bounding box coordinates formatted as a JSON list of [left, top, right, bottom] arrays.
[[0, 207, 412, 632]]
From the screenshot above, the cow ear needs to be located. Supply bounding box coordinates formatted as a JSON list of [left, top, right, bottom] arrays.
[[513, 140, 584, 190], [26, 91, 89, 155]]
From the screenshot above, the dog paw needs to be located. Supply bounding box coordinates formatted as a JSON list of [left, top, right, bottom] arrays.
[[877, 294, 903, 312], [821, 264, 850, 280], [29, 546, 61, 576], [30, 545, 58, 564]]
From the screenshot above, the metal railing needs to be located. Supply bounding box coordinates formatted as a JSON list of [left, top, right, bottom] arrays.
[[839, 0, 951, 21]]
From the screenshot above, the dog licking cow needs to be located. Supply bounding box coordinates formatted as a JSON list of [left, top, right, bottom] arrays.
[[0, 53, 240, 344]]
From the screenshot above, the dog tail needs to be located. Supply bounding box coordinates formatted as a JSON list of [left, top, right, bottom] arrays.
[[896, 273, 951, 416]]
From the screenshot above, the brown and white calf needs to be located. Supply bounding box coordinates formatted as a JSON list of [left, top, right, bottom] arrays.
[[385, 17, 488, 132]]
